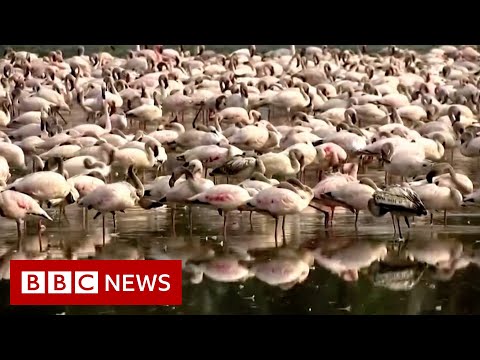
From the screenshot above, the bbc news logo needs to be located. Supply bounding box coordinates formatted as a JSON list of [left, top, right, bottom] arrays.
[[10, 260, 182, 305]]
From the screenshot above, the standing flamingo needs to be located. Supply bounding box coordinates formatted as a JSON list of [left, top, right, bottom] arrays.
[[0, 190, 53, 237], [187, 184, 251, 238]]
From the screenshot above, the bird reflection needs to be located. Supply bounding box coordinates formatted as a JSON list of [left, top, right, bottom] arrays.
[[246, 246, 314, 290], [185, 247, 253, 284], [147, 238, 215, 268], [465, 247, 480, 269], [69, 228, 113, 259], [369, 245, 426, 291], [402, 236, 468, 282], [428, 256, 471, 282], [0, 230, 49, 280], [95, 242, 143, 260], [404, 237, 463, 270], [311, 238, 388, 282]]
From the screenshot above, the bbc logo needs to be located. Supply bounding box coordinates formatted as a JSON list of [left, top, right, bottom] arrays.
[[10, 260, 183, 305], [21, 271, 99, 294]]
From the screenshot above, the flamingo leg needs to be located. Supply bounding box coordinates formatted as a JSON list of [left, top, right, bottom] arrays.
[[274, 217, 278, 247], [111, 211, 116, 230], [444, 210, 447, 226], [223, 211, 228, 240], [57, 205, 63, 222], [156, 163, 163, 177], [82, 207, 88, 229], [55, 109, 67, 124], [205, 109, 210, 126], [188, 206, 193, 238], [249, 211, 253, 229], [354, 210, 359, 229], [192, 105, 203, 128], [359, 156, 365, 174], [102, 214, 106, 246], [404, 216, 410, 228], [397, 216, 403, 240], [62, 205, 69, 223], [323, 211, 330, 227], [282, 216, 286, 246], [430, 212, 434, 226], [171, 207, 176, 237], [330, 207, 335, 225], [391, 214, 397, 235], [16, 219, 23, 238], [37, 220, 43, 252]]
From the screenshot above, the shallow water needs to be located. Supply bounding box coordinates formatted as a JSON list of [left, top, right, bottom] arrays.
[[1, 106, 480, 315]]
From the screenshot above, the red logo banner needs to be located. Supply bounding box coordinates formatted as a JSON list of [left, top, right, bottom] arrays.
[[9, 260, 182, 305]]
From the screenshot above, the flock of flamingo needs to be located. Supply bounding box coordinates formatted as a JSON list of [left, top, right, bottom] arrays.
[[1, 44, 480, 254]]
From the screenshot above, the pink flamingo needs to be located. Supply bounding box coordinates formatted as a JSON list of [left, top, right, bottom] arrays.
[[0, 190, 53, 237], [188, 184, 251, 238], [310, 163, 358, 226], [246, 179, 314, 242], [314, 142, 348, 180]]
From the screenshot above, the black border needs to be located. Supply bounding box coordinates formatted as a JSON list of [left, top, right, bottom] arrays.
[[4, 5, 478, 45], [0, 314, 475, 350]]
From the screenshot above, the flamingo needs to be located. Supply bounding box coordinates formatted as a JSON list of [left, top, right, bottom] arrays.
[[408, 173, 463, 226], [177, 144, 243, 176], [310, 164, 358, 226], [0, 138, 28, 171], [187, 184, 251, 238], [379, 142, 433, 183], [245, 178, 314, 242], [7, 157, 76, 205], [320, 178, 378, 228], [77, 166, 144, 234], [0, 190, 53, 237], [126, 103, 163, 130], [414, 163, 473, 195], [259, 148, 304, 180], [67, 97, 112, 137], [141, 160, 214, 233]]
